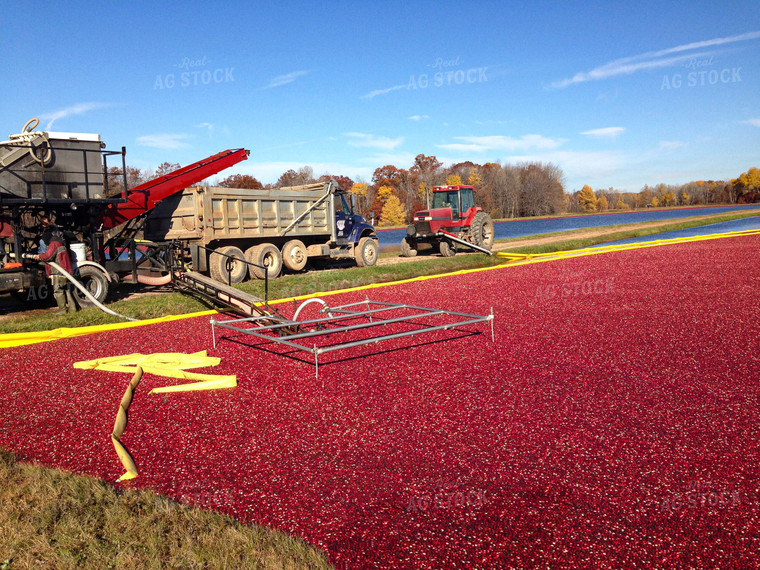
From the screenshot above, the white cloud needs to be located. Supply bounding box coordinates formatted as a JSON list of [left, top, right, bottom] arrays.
[[657, 140, 686, 151], [474, 119, 511, 126], [40, 102, 114, 130], [265, 70, 310, 89], [345, 132, 404, 151], [408, 115, 430, 121], [438, 134, 564, 153], [361, 84, 406, 100], [551, 30, 760, 88], [136, 133, 192, 149], [581, 127, 625, 139], [195, 122, 214, 135], [743, 118, 760, 127]]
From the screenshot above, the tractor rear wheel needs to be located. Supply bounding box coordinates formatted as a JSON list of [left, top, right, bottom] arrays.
[[438, 240, 457, 257], [400, 237, 417, 257], [471, 212, 495, 250]]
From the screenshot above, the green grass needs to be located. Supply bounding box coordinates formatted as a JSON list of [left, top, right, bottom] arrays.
[[0, 449, 332, 569], [1, 210, 757, 335]]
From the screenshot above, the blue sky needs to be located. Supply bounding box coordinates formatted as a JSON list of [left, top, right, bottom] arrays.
[[2, 1, 759, 192]]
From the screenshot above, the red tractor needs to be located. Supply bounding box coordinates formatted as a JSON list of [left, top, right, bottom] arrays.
[[401, 185, 495, 257]]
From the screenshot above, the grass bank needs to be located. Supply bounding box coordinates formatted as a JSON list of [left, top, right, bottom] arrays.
[[0, 449, 331, 569]]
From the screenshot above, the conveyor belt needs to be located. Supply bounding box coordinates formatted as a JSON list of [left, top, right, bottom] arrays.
[[172, 269, 271, 318]]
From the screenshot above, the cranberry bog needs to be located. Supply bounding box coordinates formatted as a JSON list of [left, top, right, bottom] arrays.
[[1, 235, 759, 568]]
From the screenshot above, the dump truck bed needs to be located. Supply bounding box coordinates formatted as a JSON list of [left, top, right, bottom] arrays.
[[144, 183, 334, 245]]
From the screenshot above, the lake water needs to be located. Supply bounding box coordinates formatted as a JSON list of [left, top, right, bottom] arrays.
[[377, 204, 760, 251], [587, 215, 760, 247]]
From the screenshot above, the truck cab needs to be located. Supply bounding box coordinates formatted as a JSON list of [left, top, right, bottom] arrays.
[[333, 188, 377, 267]]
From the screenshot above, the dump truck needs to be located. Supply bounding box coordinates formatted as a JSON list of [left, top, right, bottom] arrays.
[[144, 181, 378, 282], [401, 184, 494, 256]]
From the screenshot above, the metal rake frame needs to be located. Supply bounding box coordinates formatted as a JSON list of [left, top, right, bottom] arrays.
[[210, 297, 495, 377]]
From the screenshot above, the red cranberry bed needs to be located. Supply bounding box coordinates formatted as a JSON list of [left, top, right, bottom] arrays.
[[1, 236, 759, 568]]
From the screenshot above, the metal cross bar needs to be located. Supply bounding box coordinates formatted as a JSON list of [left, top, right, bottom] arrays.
[[245, 304, 443, 339], [215, 301, 405, 333], [275, 309, 448, 342], [313, 314, 493, 355], [211, 307, 447, 350]]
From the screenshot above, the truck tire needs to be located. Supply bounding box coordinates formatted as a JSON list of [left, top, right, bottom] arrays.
[[74, 265, 110, 307], [209, 246, 247, 284], [400, 237, 417, 257], [438, 240, 457, 257], [355, 237, 378, 267], [281, 239, 308, 272], [471, 212, 495, 250], [247, 243, 282, 279]]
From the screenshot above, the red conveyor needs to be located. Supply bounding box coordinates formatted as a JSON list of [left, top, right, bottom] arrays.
[[99, 148, 249, 230]]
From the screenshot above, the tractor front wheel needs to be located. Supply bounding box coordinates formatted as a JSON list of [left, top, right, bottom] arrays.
[[438, 240, 457, 257], [400, 237, 418, 257]]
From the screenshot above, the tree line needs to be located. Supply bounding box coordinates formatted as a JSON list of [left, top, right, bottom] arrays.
[[108, 160, 760, 227]]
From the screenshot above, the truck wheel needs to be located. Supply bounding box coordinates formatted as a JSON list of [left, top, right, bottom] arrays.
[[471, 212, 495, 250], [74, 265, 110, 307], [355, 237, 378, 267], [438, 240, 457, 257], [248, 243, 282, 279], [400, 237, 417, 257], [210, 246, 247, 284], [281, 239, 308, 271]]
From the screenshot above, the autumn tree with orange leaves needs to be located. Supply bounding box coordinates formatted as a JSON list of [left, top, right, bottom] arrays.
[[218, 174, 263, 189]]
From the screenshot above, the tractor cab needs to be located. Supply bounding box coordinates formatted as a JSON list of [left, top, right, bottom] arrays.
[[431, 185, 475, 222]]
